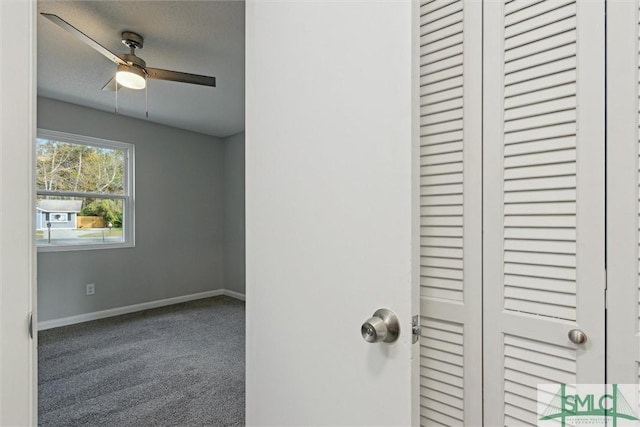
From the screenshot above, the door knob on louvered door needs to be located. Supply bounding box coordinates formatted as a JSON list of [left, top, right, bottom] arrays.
[[568, 329, 587, 344], [361, 308, 400, 343]]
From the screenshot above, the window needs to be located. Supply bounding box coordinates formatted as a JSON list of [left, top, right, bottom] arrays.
[[36, 130, 134, 251]]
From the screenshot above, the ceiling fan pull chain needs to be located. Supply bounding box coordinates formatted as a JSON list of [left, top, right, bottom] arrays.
[[145, 81, 148, 119], [115, 76, 119, 115]]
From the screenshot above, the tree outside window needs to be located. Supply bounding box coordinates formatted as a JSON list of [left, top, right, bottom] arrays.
[[36, 130, 134, 251]]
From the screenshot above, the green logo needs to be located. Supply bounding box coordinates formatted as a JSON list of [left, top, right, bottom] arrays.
[[539, 384, 639, 427]]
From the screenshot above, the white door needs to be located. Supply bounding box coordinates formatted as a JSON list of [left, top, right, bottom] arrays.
[[606, 0, 640, 386], [0, 0, 38, 425], [417, 0, 483, 425], [245, 1, 418, 425], [483, 1, 606, 425]]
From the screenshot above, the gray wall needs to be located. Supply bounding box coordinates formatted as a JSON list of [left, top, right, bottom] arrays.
[[223, 132, 245, 294], [37, 97, 226, 322]]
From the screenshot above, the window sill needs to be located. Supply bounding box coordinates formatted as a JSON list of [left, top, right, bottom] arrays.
[[37, 241, 135, 253]]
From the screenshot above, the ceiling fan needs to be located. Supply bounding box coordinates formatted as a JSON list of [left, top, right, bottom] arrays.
[[41, 13, 216, 92]]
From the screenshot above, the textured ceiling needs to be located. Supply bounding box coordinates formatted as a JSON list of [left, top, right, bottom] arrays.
[[37, 0, 245, 138]]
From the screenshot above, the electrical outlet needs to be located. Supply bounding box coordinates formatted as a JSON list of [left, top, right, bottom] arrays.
[[86, 283, 95, 296]]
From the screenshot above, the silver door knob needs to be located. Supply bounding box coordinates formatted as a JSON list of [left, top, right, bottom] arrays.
[[361, 308, 400, 343], [568, 329, 587, 344]]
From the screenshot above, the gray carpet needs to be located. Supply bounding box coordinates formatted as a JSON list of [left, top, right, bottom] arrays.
[[38, 296, 245, 427]]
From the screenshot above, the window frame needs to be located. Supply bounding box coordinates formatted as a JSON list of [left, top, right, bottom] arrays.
[[36, 129, 135, 252]]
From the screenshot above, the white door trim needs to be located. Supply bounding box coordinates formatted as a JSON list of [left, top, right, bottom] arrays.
[[605, 0, 640, 384], [411, 0, 421, 425], [0, 0, 37, 425]]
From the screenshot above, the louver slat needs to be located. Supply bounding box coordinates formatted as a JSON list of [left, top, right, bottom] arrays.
[[505, 15, 575, 51], [502, 2, 577, 323], [503, 334, 577, 426], [420, 0, 464, 304], [504, 97, 576, 122], [420, 33, 464, 58], [420, 1, 463, 27], [504, 0, 545, 16], [420, 318, 464, 426], [504, 1, 576, 38], [421, 7, 463, 35], [484, 2, 595, 426], [419, 1, 466, 425], [422, 43, 464, 67]]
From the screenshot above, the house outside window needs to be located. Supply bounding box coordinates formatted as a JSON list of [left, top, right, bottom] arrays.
[[36, 129, 135, 251]]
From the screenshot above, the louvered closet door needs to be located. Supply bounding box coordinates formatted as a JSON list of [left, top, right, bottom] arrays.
[[418, 1, 482, 425], [606, 0, 640, 385], [483, 1, 606, 425]]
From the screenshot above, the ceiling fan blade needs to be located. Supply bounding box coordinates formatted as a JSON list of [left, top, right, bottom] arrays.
[[146, 68, 216, 87], [41, 13, 126, 66]]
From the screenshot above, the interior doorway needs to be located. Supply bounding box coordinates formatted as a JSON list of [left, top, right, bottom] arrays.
[[35, 1, 246, 425]]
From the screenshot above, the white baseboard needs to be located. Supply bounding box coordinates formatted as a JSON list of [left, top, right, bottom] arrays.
[[38, 288, 245, 331], [222, 289, 246, 301]]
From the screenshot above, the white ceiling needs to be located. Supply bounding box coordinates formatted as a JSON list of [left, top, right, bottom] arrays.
[[37, 0, 245, 138]]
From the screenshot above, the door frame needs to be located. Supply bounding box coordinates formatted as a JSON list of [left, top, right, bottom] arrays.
[[0, 0, 38, 424], [9, 0, 422, 424], [605, 0, 639, 384]]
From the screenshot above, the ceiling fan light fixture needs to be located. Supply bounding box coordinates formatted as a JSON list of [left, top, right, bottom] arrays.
[[116, 64, 146, 90]]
